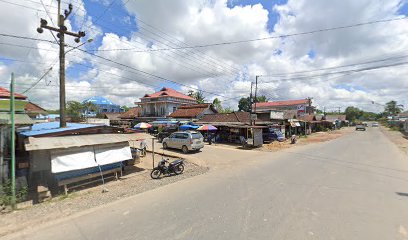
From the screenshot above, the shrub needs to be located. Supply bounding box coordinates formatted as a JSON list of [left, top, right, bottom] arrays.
[[0, 179, 28, 206]]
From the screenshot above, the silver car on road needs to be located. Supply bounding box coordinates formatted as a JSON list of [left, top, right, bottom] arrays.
[[162, 131, 204, 153]]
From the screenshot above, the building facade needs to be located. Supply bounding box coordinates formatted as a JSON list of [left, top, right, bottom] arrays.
[[82, 96, 123, 116], [136, 87, 196, 118], [168, 103, 217, 120]]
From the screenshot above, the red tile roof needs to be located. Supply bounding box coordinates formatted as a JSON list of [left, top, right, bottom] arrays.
[[24, 102, 46, 113], [254, 99, 309, 108], [169, 103, 216, 118], [197, 111, 250, 124], [119, 107, 142, 119], [141, 87, 195, 101], [0, 87, 27, 99]]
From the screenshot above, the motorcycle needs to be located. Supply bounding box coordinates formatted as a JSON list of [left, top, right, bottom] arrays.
[[150, 158, 185, 179]]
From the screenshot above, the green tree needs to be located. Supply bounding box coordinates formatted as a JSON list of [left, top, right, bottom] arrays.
[[238, 97, 251, 112], [83, 102, 97, 115], [66, 101, 85, 122], [384, 100, 403, 116], [238, 95, 268, 112], [344, 106, 362, 122], [121, 105, 130, 112], [188, 90, 206, 104], [255, 95, 267, 103], [66, 101, 97, 122], [212, 98, 223, 112]]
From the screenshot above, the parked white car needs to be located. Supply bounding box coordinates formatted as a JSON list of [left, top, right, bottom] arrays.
[[162, 131, 204, 153]]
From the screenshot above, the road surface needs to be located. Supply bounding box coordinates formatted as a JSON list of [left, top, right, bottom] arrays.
[[4, 127, 408, 240]]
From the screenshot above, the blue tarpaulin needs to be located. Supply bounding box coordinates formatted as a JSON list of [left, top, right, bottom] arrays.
[[179, 124, 199, 130]]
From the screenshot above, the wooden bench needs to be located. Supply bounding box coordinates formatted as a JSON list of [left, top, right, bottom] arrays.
[[58, 167, 122, 195]]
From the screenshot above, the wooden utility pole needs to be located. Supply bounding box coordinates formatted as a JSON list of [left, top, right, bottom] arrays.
[[250, 82, 253, 125], [254, 75, 259, 114], [36, 0, 86, 128], [253, 75, 259, 125]]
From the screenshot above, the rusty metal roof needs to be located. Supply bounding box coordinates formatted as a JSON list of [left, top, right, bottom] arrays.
[[25, 133, 154, 151]]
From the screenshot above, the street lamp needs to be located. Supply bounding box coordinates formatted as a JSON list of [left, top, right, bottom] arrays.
[[65, 38, 93, 55]]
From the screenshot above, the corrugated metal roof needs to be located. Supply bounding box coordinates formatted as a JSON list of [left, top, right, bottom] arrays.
[[19, 122, 98, 137], [254, 99, 309, 108], [0, 112, 34, 125], [25, 133, 154, 151], [82, 96, 117, 105]]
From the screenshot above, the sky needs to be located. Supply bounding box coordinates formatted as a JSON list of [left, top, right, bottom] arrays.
[[0, 0, 407, 113]]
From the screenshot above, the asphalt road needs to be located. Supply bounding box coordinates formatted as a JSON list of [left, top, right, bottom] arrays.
[[4, 127, 408, 240]]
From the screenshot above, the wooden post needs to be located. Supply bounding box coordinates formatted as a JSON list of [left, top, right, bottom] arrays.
[[152, 138, 155, 168]]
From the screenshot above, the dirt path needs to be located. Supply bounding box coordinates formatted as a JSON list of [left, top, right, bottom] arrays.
[[261, 127, 353, 152], [380, 126, 408, 156]]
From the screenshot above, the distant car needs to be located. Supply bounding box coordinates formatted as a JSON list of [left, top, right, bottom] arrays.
[[157, 127, 178, 142], [263, 128, 285, 143], [372, 122, 379, 127], [355, 124, 366, 131], [162, 131, 204, 153]]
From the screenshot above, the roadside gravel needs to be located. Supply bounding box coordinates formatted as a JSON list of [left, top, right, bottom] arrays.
[[0, 157, 208, 237], [380, 126, 408, 156]]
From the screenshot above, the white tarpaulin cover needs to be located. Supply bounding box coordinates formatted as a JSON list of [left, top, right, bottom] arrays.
[[94, 143, 132, 166], [51, 143, 132, 173], [51, 147, 97, 173]]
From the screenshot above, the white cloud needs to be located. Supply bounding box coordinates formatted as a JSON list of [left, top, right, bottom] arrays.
[[0, 0, 406, 112]]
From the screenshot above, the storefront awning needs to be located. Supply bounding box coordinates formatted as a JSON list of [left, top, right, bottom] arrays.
[[25, 133, 154, 151]]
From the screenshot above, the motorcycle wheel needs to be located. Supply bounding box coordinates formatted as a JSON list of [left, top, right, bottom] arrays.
[[150, 169, 162, 179], [174, 164, 184, 175]]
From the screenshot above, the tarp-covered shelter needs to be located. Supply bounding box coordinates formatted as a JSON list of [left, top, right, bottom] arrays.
[[25, 133, 153, 197]]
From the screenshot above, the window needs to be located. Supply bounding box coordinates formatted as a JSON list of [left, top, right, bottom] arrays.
[[191, 132, 203, 139], [173, 106, 177, 112], [180, 133, 189, 139]]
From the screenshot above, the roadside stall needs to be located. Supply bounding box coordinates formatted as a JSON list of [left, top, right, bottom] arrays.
[[24, 133, 154, 199]]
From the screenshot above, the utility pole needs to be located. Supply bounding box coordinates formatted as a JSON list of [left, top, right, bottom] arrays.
[[37, 0, 86, 128], [306, 97, 313, 115], [253, 75, 259, 125], [338, 107, 341, 114], [10, 73, 15, 209], [250, 82, 253, 125]]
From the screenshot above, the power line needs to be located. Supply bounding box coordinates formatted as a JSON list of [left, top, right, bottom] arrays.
[[0, 33, 56, 44], [93, 17, 408, 52], [22, 66, 53, 93], [262, 53, 408, 77], [258, 60, 408, 83], [0, 41, 57, 51], [75, 48, 242, 100]]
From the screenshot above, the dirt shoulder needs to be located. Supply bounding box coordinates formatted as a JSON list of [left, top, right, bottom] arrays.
[[261, 127, 353, 152], [0, 153, 208, 237], [380, 126, 408, 156]]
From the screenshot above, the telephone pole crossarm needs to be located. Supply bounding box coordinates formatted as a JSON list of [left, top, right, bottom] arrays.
[[36, 1, 86, 128]]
